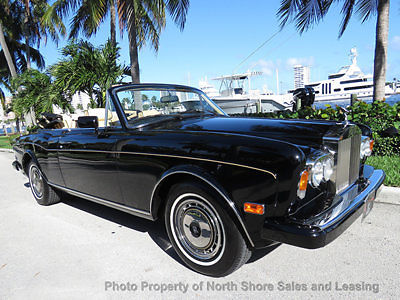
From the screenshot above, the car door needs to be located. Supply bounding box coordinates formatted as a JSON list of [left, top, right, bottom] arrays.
[[58, 127, 124, 203]]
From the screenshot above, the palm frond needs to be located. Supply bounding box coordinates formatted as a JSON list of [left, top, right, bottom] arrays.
[[40, 2, 67, 44], [69, 0, 108, 39], [277, 0, 303, 28], [295, 0, 333, 34], [356, 0, 378, 23], [338, 0, 356, 37], [165, 0, 189, 30]]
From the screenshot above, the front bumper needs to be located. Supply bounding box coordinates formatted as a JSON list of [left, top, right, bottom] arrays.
[[262, 166, 385, 249]]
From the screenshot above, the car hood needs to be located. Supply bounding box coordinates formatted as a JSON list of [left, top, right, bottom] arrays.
[[173, 116, 343, 147]]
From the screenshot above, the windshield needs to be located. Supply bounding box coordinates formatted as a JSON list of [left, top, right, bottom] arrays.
[[114, 87, 226, 127]]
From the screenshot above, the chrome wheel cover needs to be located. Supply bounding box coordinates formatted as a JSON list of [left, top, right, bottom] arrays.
[[170, 193, 226, 266], [29, 165, 44, 199]]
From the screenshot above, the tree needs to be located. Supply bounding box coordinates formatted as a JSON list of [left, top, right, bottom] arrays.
[[277, 0, 390, 101], [10, 69, 71, 119], [19, 0, 66, 69], [45, 0, 118, 46], [48, 0, 190, 84], [50, 39, 125, 108], [0, 0, 21, 78], [117, 0, 190, 85], [0, 22, 17, 79]]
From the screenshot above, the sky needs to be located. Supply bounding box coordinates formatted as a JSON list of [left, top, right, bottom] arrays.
[[29, 0, 400, 95]]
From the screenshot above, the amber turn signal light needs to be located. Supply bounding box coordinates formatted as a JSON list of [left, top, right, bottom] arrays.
[[299, 170, 309, 191], [370, 140, 374, 152], [244, 203, 265, 215]]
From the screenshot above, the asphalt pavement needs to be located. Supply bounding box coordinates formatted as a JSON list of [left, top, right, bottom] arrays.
[[0, 151, 399, 300]]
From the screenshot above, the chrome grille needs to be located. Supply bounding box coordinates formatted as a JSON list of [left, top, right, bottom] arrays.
[[335, 134, 361, 192], [323, 125, 362, 193]]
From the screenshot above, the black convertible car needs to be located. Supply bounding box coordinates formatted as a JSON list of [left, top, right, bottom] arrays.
[[12, 83, 385, 277]]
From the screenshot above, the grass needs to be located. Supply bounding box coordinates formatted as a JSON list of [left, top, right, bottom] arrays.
[[366, 156, 400, 187], [0, 134, 19, 149]]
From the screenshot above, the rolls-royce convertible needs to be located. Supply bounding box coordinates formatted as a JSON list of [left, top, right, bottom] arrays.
[[12, 83, 385, 277]]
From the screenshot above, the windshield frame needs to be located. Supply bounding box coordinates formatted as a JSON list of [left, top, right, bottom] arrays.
[[109, 84, 227, 129]]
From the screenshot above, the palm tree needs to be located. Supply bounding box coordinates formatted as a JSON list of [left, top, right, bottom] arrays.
[[10, 68, 72, 119], [277, 0, 390, 101], [1, 0, 49, 130], [46, 0, 118, 46], [0, 22, 17, 79], [48, 0, 190, 84], [50, 39, 126, 108], [0, 0, 18, 78], [17, 0, 66, 69]]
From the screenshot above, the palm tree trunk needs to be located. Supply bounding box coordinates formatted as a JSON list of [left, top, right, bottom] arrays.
[[24, 0, 31, 69], [128, 17, 140, 84], [110, 0, 117, 47], [373, 0, 390, 102], [0, 22, 17, 78], [127, 3, 142, 111], [126, 1, 140, 84]]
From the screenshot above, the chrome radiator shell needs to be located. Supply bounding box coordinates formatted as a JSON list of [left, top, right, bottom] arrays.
[[323, 125, 361, 193]]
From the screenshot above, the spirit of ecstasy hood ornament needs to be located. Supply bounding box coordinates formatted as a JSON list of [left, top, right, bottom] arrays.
[[341, 107, 350, 127]]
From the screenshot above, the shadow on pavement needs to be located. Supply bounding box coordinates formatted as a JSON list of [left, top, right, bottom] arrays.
[[247, 243, 281, 264], [60, 193, 183, 265], [38, 189, 278, 273]]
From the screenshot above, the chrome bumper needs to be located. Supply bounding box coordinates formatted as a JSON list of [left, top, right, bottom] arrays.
[[262, 165, 385, 249]]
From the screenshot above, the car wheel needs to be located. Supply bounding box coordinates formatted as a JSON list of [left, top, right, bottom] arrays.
[[28, 162, 61, 206], [165, 181, 252, 277]]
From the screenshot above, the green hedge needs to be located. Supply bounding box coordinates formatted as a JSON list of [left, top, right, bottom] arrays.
[[237, 100, 400, 156]]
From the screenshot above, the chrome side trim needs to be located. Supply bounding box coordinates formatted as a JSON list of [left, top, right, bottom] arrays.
[[24, 142, 277, 178], [150, 170, 255, 247], [48, 182, 154, 220]]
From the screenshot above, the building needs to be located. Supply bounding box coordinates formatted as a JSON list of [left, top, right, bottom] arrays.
[[1, 97, 17, 134], [293, 65, 310, 89]]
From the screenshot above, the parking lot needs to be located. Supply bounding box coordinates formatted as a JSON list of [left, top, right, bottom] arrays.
[[0, 151, 399, 299]]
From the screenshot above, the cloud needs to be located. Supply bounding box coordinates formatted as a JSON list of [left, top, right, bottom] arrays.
[[285, 57, 314, 69], [390, 36, 400, 51], [249, 59, 281, 76]]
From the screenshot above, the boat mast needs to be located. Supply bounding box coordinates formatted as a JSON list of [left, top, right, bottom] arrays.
[[276, 68, 280, 95]]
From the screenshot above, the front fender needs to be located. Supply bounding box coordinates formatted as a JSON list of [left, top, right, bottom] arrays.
[[150, 164, 256, 248], [21, 148, 44, 179]]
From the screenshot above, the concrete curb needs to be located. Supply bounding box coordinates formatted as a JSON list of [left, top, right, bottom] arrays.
[[376, 185, 400, 205], [0, 148, 13, 153]]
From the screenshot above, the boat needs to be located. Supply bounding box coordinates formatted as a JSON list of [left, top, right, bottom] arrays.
[[305, 48, 398, 102], [199, 71, 291, 115]]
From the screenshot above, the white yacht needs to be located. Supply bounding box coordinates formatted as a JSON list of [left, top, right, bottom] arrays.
[[306, 48, 397, 102], [199, 72, 291, 114]]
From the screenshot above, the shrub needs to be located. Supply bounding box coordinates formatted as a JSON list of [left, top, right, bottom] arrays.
[[237, 100, 400, 156]]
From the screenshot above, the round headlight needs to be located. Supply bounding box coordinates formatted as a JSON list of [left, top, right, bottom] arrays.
[[323, 156, 334, 181], [360, 137, 372, 159], [311, 161, 324, 187]]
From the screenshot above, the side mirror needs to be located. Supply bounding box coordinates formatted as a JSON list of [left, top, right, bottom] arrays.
[[77, 116, 98, 129]]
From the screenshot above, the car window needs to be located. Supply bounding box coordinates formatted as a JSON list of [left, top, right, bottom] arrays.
[[105, 94, 122, 127], [114, 87, 225, 127]]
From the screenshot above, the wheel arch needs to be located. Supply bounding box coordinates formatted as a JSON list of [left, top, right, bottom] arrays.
[[150, 165, 255, 248], [21, 150, 43, 179]]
